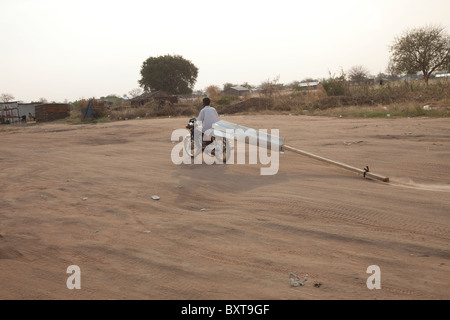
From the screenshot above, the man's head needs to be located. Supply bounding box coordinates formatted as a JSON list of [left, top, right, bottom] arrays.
[[203, 97, 211, 107]]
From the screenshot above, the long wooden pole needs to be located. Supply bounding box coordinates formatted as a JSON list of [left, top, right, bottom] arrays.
[[282, 144, 389, 183]]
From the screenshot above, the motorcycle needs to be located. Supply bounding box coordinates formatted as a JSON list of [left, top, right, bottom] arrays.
[[183, 117, 231, 163]]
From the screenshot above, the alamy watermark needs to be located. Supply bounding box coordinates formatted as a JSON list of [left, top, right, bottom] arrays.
[[64, 264, 381, 292], [171, 121, 281, 175], [66, 265, 81, 290], [366, 265, 381, 290]]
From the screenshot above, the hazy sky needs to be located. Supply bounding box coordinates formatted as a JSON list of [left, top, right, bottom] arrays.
[[1, 0, 449, 102]]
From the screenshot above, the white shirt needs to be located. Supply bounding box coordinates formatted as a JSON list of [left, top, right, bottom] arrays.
[[198, 105, 219, 134]]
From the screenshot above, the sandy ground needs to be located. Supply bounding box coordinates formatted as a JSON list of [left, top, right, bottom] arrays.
[[0, 115, 449, 300]]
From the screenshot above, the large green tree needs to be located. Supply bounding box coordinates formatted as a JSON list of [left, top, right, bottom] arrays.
[[389, 25, 450, 85], [139, 54, 198, 94]]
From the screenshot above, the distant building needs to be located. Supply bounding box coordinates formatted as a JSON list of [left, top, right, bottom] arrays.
[[18, 103, 40, 118], [298, 81, 319, 90], [0, 102, 41, 120], [0, 102, 69, 123], [435, 72, 450, 78], [399, 74, 422, 81], [251, 87, 263, 93], [35, 104, 70, 122], [0, 101, 19, 110], [223, 86, 251, 97]]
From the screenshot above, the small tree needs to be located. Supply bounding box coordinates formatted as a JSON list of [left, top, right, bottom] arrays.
[[1, 93, 15, 103], [389, 25, 450, 85], [321, 69, 347, 96], [348, 65, 371, 83], [289, 81, 301, 91], [385, 63, 401, 81], [139, 54, 198, 94], [205, 85, 220, 100], [128, 88, 143, 99], [223, 83, 237, 91], [260, 76, 281, 97]]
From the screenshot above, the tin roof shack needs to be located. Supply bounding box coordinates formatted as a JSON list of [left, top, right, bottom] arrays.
[[0, 102, 42, 122], [35, 104, 70, 122], [0, 102, 19, 109], [18, 103, 40, 119], [298, 81, 320, 91], [223, 86, 251, 97], [131, 91, 178, 107]]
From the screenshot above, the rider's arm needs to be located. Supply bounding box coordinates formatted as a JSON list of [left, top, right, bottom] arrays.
[[198, 109, 205, 122], [197, 109, 205, 130]]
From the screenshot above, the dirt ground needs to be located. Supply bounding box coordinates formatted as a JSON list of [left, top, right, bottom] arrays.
[[0, 115, 449, 300]]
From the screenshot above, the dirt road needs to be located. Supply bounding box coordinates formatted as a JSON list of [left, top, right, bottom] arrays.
[[1, 115, 449, 300]]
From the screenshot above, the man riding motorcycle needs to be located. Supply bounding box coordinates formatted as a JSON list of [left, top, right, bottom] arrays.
[[197, 97, 219, 142]]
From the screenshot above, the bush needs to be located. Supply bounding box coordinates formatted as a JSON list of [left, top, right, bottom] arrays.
[[105, 101, 200, 120], [215, 95, 238, 106], [216, 98, 273, 114], [321, 78, 346, 96]]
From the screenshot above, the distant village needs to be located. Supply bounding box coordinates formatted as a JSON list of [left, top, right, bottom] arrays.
[[1, 69, 448, 125]]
